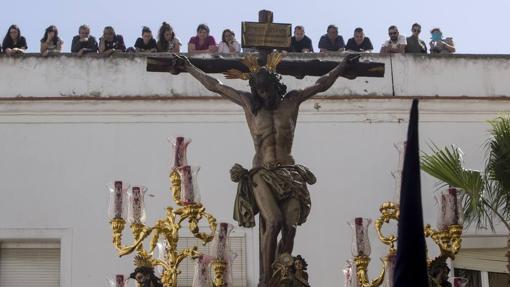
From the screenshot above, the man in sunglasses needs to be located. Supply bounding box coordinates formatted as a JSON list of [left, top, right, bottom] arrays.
[[380, 25, 406, 54], [405, 23, 427, 53]]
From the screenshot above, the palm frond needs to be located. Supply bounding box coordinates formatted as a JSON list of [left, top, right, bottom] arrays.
[[486, 116, 510, 189], [421, 144, 489, 229]]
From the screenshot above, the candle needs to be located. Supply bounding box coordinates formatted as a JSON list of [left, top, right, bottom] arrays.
[[178, 165, 201, 205], [115, 274, 125, 287], [128, 186, 147, 224], [192, 254, 214, 287], [172, 137, 191, 168], [113, 181, 123, 219], [212, 222, 234, 261], [349, 217, 372, 257], [437, 187, 462, 230], [343, 260, 353, 287], [108, 181, 127, 220]]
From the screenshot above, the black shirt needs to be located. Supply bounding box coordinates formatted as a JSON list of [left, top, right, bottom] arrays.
[[103, 35, 126, 52], [318, 35, 345, 51], [134, 38, 157, 51], [71, 35, 98, 53], [289, 35, 313, 52], [405, 36, 427, 54], [2, 36, 27, 52], [345, 37, 373, 52]]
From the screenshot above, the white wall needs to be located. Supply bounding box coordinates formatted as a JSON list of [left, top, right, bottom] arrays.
[[1, 97, 509, 286], [0, 53, 509, 98]]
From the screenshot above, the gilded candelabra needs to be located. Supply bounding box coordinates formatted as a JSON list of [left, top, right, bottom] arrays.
[[352, 202, 399, 287], [352, 192, 464, 287], [109, 168, 223, 287], [350, 143, 464, 287]]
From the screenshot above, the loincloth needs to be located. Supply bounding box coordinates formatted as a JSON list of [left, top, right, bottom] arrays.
[[230, 162, 316, 228]]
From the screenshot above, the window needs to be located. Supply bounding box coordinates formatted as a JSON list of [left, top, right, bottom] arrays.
[[176, 234, 247, 287], [0, 241, 60, 287], [454, 248, 509, 287]]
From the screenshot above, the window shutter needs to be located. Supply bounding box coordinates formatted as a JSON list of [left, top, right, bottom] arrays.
[[0, 241, 60, 287], [453, 248, 508, 274]]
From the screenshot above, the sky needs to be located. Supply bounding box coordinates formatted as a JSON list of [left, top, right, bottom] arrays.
[[1, 0, 510, 54]]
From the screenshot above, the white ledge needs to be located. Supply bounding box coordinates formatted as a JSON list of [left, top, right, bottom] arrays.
[[0, 53, 509, 98]]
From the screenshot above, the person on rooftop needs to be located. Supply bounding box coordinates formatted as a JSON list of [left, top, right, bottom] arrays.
[[405, 23, 427, 54], [99, 26, 126, 56], [380, 25, 406, 54], [345, 27, 373, 52], [318, 24, 345, 52], [429, 28, 455, 54], [157, 22, 181, 53], [188, 24, 217, 54], [217, 29, 241, 54], [71, 25, 98, 55], [289, 25, 313, 53], [134, 26, 157, 53], [2, 25, 27, 56], [40, 25, 63, 56]]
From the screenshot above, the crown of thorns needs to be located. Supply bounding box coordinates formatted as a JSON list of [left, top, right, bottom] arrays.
[[223, 51, 283, 80]]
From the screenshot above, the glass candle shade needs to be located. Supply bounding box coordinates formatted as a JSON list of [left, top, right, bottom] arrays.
[[171, 136, 191, 168], [437, 187, 463, 230], [177, 165, 201, 205], [108, 180, 128, 220], [349, 217, 372, 257], [107, 274, 126, 287], [192, 254, 214, 287], [127, 186, 147, 224]]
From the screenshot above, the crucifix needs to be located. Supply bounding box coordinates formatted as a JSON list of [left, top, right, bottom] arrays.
[[147, 10, 385, 287]]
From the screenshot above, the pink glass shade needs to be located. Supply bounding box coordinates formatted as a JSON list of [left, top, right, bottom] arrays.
[[171, 136, 192, 168], [192, 254, 214, 287], [436, 187, 463, 230], [177, 165, 201, 205], [343, 260, 358, 287], [107, 181, 129, 220], [211, 222, 234, 261], [382, 253, 396, 287], [127, 186, 147, 224], [348, 217, 372, 257], [107, 274, 126, 287], [211, 222, 237, 286]]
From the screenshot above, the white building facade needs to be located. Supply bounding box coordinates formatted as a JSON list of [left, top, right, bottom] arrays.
[[0, 53, 508, 286]]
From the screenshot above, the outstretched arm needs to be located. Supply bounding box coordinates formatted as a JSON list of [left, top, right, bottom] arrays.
[[174, 54, 245, 106], [294, 54, 359, 103]]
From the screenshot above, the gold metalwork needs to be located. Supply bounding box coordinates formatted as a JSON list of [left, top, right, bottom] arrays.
[[223, 52, 283, 80], [265, 51, 283, 73], [374, 201, 399, 253], [424, 224, 463, 259], [110, 169, 219, 287], [353, 255, 386, 287], [354, 202, 399, 287], [211, 259, 227, 287], [354, 201, 464, 287]]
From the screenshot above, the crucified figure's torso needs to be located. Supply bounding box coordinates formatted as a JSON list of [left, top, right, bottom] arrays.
[[247, 95, 298, 167], [175, 54, 356, 286]]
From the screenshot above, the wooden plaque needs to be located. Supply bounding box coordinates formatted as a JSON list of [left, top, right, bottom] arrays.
[[241, 22, 291, 48]]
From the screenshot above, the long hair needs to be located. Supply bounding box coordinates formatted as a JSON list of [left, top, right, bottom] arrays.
[[3, 24, 21, 48], [248, 68, 287, 114], [157, 22, 175, 51], [221, 29, 234, 44], [41, 25, 60, 45], [129, 266, 163, 287]]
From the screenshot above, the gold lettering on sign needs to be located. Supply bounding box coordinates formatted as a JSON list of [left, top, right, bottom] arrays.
[[242, 22, 291, 48]]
